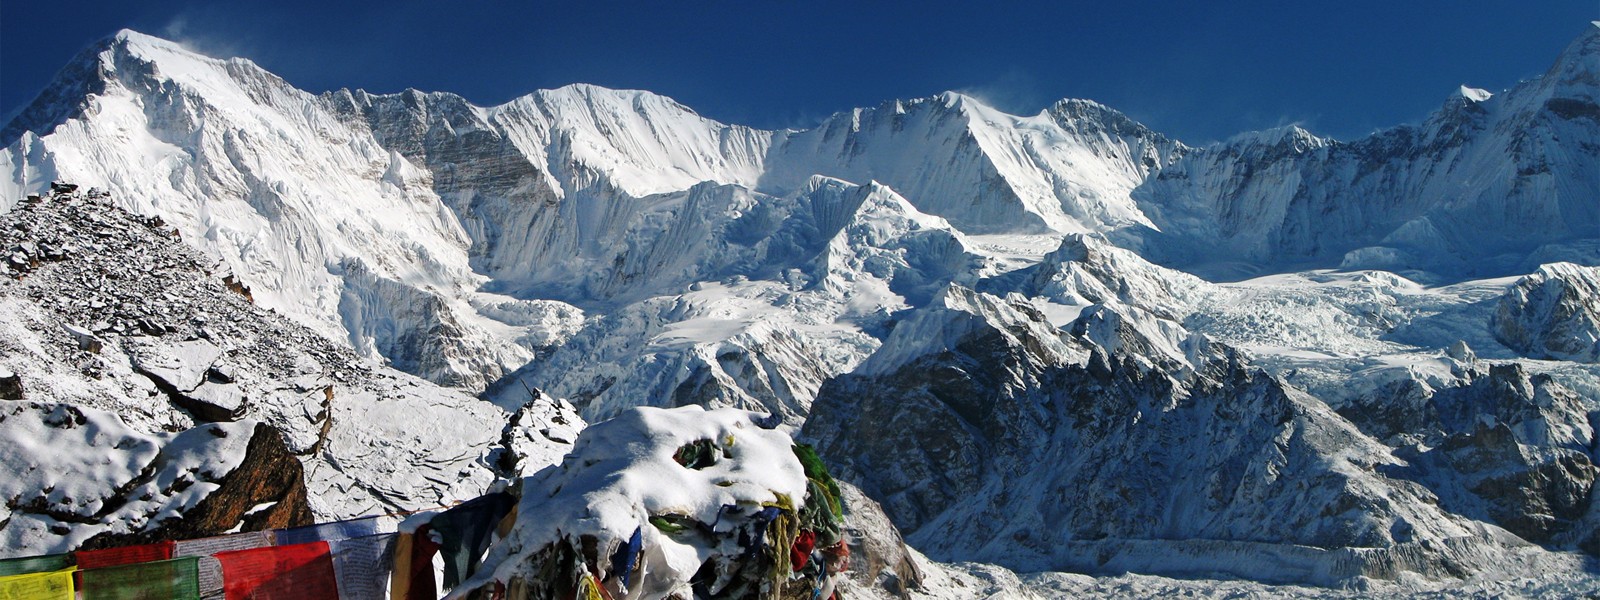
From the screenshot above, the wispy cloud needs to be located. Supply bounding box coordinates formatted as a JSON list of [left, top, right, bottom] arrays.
[[151, 9, 260, 64], [955, 67, 1044, 115]]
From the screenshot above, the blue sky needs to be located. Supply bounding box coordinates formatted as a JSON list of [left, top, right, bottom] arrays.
[[2, 2, 1594, 143]]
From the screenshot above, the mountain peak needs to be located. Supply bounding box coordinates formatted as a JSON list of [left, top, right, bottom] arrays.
[[1455, 85, 1493, 103], [1221, 124, 1326, 152], [109, 28, 181, 50], [935, 91, 1016, 117], [1046, 97, 1174, 143], [97, 29, 244, 75]]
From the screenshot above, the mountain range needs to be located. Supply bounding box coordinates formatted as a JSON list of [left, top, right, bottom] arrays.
[[2, 23, 1598, 596]]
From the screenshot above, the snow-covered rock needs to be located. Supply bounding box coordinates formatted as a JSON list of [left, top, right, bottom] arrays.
[[457, 406, 858, 600], [1492, 263, 1600, 363], [0, 405, 304, 553]]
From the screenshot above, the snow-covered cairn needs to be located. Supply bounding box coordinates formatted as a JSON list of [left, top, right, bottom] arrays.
[[455, 406, 848, 600]]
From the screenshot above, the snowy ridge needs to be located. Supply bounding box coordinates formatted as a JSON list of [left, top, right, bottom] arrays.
[[763, 93, 1181, 236]]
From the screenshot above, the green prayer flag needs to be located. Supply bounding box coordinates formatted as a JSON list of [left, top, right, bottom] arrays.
[[80, 556, 200, 600], [0, 555, 72, 578]]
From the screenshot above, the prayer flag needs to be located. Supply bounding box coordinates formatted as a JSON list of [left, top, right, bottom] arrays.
[[172, 531, 275, 558], [74, 541, 175, 571], [79, 557, 199, 600], [0, 568, 73, 600], [330, 534, 396, 600], [387, 525, 439, 600], [172, 531, 275, 597], [0, 555, 71, 578], [216, 541, 338, 600], [276, 516, 391, 546], [431, 493, 515, 590]]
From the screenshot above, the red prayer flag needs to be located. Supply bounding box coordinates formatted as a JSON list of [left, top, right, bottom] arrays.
[[74, 540, 175, 570], [402, 524, 441, 600], [215, 540, 339, 600], [790, 530, 817, 571]]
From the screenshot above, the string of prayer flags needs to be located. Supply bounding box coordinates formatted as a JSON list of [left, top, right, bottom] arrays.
[[329, 534, 397, 600], [215, 541, 338, 600], [74, 541, 175, 571], [0, 554, 71, 578], [276, 516, 391, 546], [0, 568, 74, 600], [79, 557, 199, 600], [0, 501, 500, 600], [431, 492, 515, 590]]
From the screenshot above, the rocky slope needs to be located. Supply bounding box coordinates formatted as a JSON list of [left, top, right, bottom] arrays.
[[0, 185, 580, 555], [802, 276, 1598, 586]]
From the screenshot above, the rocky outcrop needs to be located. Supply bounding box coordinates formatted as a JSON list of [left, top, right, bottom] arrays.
[[77, 422, 312, 549], [1342, 362, 1597, 546], [461, 407, 852, 600], [1492, 263, 1600, 362], [0, 400, 285, 553], [491, 388, 585, 478], [836, 481, 922, 599]]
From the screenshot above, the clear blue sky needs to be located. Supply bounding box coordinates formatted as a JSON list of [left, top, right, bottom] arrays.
[[2, 2, 1595, 143]]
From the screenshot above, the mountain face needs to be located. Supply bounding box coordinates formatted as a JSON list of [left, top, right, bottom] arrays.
[[1130, 25, 1600, 279], [3, 24, 1600, 593]]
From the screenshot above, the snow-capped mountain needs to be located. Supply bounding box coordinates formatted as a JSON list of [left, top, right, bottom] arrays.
[[1130, 24, 1600, 280], [0, 29, 1199, 403], [3, 23, 1599, 595]]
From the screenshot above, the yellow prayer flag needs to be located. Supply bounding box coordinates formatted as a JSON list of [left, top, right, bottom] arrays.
[[576, 573, 604, 600], [0, 568, 74, 600]]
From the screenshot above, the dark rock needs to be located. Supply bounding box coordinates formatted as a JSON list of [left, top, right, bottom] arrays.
[[77, 423, 312, 549], [838, 482, 922, 599], [0, 371, 24, 400], [182, 383, 249, 422], [136, 318, 166, 336]]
